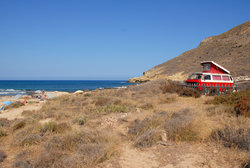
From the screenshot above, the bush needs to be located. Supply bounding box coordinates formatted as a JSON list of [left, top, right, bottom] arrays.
[[95, 97, 110, 106], [211, 126, 250, 151], [98, 105, 127, 113], [73, 116, 88, 126], [0, 118, 11, 127], [0, 129, 7, 138], [161, 81, 201, 98], [0, 150, 7, 162], [12, 120, 26, 131], [40, 122, 71, 135], [43, 130, 118, 167], [13, 160, 32, 168], [165, 113, 198, 141], [161, 81, 181, 94], [178, 87, 201, 98], [235, 97, 250, 118], [140, 103, 154, 110], [241, 159, 250, 168], [134, 129, 163, 148], [207, 90, 250, 118]]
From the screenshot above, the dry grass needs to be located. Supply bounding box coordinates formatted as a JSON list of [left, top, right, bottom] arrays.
[[1, 80, 249, 167]]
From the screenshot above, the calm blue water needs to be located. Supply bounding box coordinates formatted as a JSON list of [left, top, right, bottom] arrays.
[[0, 80, 134, 96]]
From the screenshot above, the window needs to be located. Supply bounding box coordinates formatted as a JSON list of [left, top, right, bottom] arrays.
[[222, 76, 229, 81], [203, 64, 211, 71], [204, 75, 211, 80], [188, 73, 202, 80], [212, 75, 221, 80]]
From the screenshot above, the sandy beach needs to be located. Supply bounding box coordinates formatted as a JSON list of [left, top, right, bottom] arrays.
[[0, 91, 69, 120]]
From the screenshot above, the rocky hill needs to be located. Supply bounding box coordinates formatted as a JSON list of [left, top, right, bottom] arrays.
[[129, 21, 250, 83]]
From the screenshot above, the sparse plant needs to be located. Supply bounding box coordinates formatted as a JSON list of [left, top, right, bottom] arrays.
[[0, 129, 7, 138], [211, 125, 250, 151], [12, 120, 26, 131]]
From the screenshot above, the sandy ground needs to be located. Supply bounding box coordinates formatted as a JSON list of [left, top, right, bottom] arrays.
[[0, 91, 69, 120]]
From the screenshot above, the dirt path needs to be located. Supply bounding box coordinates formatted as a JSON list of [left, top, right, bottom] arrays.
[[96, 96, 247, 168]]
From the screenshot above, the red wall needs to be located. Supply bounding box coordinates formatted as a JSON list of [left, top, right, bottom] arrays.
[[202, 63, 226, 74]]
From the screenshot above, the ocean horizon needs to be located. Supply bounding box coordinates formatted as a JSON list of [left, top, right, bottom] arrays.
[[0, 80, 135, 96]]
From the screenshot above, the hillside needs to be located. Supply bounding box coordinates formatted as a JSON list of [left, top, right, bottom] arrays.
[[129, 21, 250, 83]]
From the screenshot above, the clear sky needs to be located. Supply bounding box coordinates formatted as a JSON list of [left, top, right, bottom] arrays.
[[0, 0, 249, 80]]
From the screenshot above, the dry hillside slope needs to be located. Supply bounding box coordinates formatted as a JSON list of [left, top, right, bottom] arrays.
[[129, 21, 250, 82]]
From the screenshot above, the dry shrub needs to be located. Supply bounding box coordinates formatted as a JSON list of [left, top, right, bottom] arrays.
[[0, 129, 7, 137], [134, 129, 163, 148], [207, 90, 250, 118], [77, 143, 115, 165], [39, 122, 71, 135], [42, 130, 118, 167], [0, 150, 7, 162], [12, 120, 26, 131], [140, 103, 154, 110], [161, 81, 201, 98], [235, 97, 250, 118], [13, 125, 42, 146], [211, 124, 250, 151], [22, 110, 34, 117], [130, 79, 168, 95], [165, 109, 211, 142], [73, 116, 88, 125], [0, 118, 11, 127], [241, 159, 250, 168], [34, 151, 67, 168], [13, 160, 32, 168], [129, 112, 170, 147], [161, 81, 181, 94], [95, 97, 110, 106], [178, 87, 201, 98]]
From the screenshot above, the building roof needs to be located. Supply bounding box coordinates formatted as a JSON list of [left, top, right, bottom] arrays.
[[200, 61, 230, 74]]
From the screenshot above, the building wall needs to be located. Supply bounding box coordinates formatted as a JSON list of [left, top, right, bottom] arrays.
[[202, 63, 225, 74]]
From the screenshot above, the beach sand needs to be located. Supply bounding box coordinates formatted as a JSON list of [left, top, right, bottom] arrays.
[[0, 91, 69, 120]]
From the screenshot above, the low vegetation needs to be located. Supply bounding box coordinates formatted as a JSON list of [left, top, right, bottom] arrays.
[[0, 79, 249, 167], [207, 90, 250, 118], [0, 150, 7, 163]]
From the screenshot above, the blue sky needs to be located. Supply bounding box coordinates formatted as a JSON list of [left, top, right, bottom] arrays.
[[0, 0, 249, 80]]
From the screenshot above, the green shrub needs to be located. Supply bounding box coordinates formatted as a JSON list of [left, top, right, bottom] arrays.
[[98, 105, 127, 113], [0, 129, 7, 138], [74, 117, 88, 126], [40, 122, 70, 135]]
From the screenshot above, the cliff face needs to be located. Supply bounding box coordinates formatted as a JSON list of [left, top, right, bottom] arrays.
[[129, 21, 250, 83]]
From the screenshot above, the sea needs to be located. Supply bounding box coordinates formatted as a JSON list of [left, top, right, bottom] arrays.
[[0, 80, 135, 97]]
